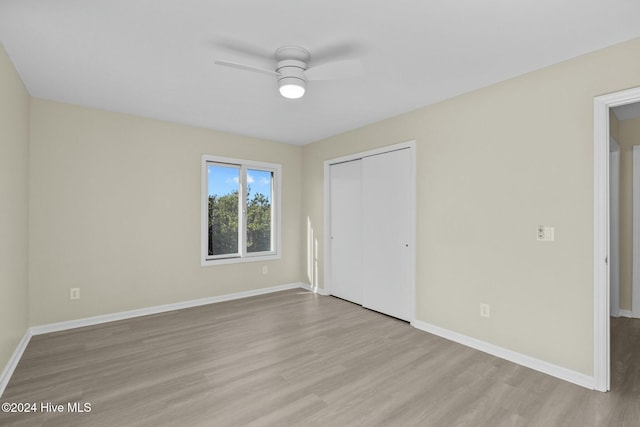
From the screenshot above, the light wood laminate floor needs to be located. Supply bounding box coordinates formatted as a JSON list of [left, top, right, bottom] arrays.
[[1, 290, 639, 426]]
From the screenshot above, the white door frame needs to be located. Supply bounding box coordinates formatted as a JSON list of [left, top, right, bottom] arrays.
[[594, 86, 640, 392], [323, 140, 417, 322]]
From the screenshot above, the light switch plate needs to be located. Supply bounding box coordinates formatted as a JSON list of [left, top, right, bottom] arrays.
[[537, 225, 555, 241]]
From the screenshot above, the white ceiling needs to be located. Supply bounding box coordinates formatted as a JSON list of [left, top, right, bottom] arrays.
[[1, 1, 640, 145], [613, 102, 640, 121]]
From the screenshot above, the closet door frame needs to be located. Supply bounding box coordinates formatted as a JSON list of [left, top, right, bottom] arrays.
[[323, 140, 416, 322]]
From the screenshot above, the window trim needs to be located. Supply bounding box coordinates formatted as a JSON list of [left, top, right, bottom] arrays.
[[201, 154, 281, 266]]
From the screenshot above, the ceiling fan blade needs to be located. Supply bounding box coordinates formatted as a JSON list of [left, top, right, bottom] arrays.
[[214, 60, 279, 77], [311, 42, 363, 65], [305, 59, 363, 81], [211, 38, 273, 61]]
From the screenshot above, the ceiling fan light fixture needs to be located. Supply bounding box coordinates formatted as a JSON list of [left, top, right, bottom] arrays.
[[278, 77, 306, 99]]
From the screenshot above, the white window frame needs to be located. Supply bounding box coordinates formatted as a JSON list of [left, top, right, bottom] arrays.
[[201, 154, 281, 266]]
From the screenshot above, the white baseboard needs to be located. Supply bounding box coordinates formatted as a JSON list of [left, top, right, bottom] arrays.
[[0, 331, 32, 398], [31, 282, 311, 335], [619, 309, 635, 318], [411, 320, 594, 390]]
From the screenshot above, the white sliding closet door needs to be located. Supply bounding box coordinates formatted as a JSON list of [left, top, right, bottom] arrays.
[[329, 160, 363, 304], [362, 149, 412, 321]]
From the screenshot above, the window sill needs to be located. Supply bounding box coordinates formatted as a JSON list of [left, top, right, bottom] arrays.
[[201, 253, 281, 267]]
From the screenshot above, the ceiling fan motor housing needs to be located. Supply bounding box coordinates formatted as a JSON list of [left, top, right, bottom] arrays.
[[277, 59, 306, 83], [275, 46, 309, 98]]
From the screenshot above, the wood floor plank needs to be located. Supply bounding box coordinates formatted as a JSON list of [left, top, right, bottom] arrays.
[[1, 290, 640, 426]]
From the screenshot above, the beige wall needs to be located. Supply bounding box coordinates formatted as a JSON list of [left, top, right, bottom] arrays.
[[29, 99, 302, 325], [302, 37, 640, 376], [618, 117, 640, 311], [0, 45, 30, 373]]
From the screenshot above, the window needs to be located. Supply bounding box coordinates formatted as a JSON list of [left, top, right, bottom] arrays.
[[202, 155, 281, 265]]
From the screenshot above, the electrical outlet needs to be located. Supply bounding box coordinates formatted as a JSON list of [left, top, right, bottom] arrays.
[[262, 265, 268, 275], [70, 288, 80, 300], [480, 303, 490, 318]]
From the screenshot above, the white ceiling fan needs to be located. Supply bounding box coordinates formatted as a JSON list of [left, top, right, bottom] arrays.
[[214, 45, 363, 99]]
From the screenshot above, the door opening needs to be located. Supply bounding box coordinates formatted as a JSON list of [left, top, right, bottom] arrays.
[[594, 87, 640, 392]]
